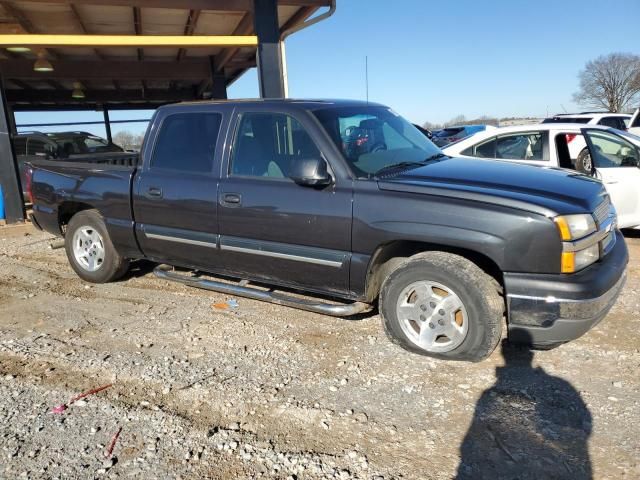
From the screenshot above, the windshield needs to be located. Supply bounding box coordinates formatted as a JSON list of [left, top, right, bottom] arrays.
[[48, 134, 123, 155], [313, 106, 443, 178]]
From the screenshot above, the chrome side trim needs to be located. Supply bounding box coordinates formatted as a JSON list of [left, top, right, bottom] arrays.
[[141, 228, 347, 267], [144, 232, 218, 248], [153, 264, 371, 317], [219, 236, 347, 268], [220, 244, 343, 267]]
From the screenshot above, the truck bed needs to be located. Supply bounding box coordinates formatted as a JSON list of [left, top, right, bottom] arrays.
[[29, 158, 141, 258]]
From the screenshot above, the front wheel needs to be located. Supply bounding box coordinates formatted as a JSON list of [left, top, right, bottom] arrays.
[[64, 209, 130, 283], [379, 252, 503, 361]]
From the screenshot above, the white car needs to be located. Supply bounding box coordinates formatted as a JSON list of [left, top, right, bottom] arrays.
[[443, 124, 640, 229], [541, 112, 632, 171]]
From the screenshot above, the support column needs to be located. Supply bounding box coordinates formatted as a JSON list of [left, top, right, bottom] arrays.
[[0, 73, 24, 223], [103, 105, 112, 144], [208, 56, 227, 100], [253, 0, 285, 98]]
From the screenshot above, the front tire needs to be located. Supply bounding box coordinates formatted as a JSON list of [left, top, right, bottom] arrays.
[[64, 209, 130, 283], [379, 252, 503, 361]]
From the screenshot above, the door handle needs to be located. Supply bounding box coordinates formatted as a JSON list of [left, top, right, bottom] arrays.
[[145, 187, 163, 199], [221, 193, 242, 206]]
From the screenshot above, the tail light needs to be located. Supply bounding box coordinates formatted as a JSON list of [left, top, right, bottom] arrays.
[[565, 133, 577, 143], [25, 166, 33, 203]]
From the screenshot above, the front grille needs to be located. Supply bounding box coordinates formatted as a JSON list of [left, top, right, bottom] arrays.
[[594, 198, 610, 226]]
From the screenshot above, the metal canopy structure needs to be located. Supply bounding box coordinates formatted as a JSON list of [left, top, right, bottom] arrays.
[[0, 0, 331, 109], [0, 0, 334, 223]]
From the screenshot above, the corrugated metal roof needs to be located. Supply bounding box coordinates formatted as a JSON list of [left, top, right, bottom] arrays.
[[0, 0, 329, 109]]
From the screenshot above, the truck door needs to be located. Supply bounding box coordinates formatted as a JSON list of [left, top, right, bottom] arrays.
[[133, 107, 227, 270], [217, 108, 353, 295], [582, 128, 640, 229]]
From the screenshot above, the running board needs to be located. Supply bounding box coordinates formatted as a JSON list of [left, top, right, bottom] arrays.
[[153, 264, 372, 317]]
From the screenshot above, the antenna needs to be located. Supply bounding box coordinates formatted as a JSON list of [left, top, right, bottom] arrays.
[[560, 104, 568, 113], [365, 55, 369, 104]]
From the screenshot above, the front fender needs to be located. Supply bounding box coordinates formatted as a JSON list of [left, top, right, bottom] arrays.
[[350, 188, 562, 298]]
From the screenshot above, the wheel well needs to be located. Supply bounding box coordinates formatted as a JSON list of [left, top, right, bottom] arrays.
[[58, 202, 95, 235], [364, 240, 503, 302]]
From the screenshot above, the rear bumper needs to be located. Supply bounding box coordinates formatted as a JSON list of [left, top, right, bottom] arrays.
[[505, 231, 628, 348]]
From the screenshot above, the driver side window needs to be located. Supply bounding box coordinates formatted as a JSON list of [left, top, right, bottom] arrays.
[[586, 130, 639, 168]]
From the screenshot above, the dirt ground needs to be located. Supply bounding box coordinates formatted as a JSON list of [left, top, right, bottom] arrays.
[[0, 223, 638, 479]]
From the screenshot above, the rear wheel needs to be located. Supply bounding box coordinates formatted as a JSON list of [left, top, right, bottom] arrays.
[[575, 148, 592, 174], [379, 251, 503, 361], [65, 209, 129, 283]]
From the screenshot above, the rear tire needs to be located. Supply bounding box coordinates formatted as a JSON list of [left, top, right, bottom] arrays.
[[64, 209, 130, 283], [379, 251, 503, 362], [575, 148, 592, 174]]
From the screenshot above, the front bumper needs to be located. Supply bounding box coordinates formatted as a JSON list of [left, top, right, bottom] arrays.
[[505, 230, 628, 348]]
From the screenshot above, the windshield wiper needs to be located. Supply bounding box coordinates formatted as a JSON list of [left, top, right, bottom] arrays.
[[374, 161, 427, 176], [374, 153, 448, 177], [423, 152, 448, 161]]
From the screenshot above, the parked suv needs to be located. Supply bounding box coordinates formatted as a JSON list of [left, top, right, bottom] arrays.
[[542, 112, 631, 130]]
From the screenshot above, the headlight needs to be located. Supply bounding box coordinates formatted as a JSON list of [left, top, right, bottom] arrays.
[[561, 243, 600, 273], [554, 214, 596, 241]]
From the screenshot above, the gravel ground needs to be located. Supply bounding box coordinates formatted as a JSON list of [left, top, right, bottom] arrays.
[[0, 224, 639, 479]]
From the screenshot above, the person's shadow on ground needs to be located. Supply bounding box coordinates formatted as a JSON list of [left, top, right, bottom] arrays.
[[456, 339, 593, 480]]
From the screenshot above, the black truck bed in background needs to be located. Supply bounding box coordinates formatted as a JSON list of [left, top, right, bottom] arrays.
[[62, 151, 140, 167]]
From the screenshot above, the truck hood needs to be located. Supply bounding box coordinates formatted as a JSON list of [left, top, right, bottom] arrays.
[[377, 157, 608, 217]]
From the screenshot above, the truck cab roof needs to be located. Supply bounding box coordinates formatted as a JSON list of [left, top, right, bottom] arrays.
[[163, 98, 385, 111]]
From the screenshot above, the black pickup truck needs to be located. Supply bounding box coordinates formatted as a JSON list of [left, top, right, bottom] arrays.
[[27, 99, 628, 361]]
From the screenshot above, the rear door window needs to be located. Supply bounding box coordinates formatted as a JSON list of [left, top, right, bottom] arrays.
[[495, 132, 545, 161], [151, 112, 222, 173]]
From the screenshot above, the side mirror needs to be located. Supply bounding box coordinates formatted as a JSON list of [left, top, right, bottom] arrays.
[[289, 157, 332, 186]]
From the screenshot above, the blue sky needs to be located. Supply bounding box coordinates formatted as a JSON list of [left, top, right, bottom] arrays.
[[16, 0, 639, 137]]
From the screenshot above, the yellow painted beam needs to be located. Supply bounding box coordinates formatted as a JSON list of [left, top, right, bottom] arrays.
[[0, 34, 258, 48]]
